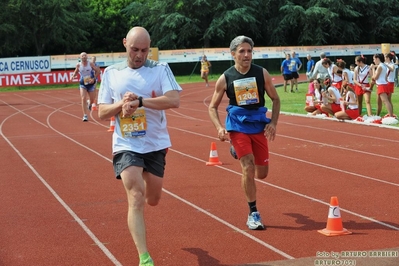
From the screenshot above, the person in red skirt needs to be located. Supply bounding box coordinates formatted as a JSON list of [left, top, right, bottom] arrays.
[[335, 84, 359, 120], [305, 78, 325, 115], [321, 78, 343, 117], [322, 58, 343, 91], [371, 53, 394, 117], [353, 55, 373, 116], [379, 53, 396, 117]]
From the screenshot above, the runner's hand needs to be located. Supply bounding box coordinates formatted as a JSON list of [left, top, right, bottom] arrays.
[[217, 128, 229, 142], [122, 101, 138, 118], [123, 92, 138, 103], [264, 123, 277, 141]]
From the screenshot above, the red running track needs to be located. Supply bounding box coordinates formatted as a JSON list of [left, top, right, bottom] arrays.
[[0, 77, 398, 266]]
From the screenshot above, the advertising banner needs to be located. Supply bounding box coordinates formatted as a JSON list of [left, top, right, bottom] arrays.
[[0, 56, 51, 75], [1, 44, 398, 88], [50, 48, 159, 70], [0, 69, 103, 88]]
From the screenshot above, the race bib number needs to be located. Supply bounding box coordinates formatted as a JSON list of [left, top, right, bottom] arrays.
[[289, 60, 296, 71], [233, 77, 259, 106], [119, 108, 147, 137], [83, 76, 92, 85]]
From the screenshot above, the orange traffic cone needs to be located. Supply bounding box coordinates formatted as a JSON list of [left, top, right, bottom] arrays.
[[318, 196, 352, 236], [206, 142, 222, 166], [108, 117, 115, 132]]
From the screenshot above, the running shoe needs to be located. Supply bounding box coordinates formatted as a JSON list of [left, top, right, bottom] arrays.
[[139, 258, 154, 266], [247, 211, 265, 230], [82, 115, 88, 122]]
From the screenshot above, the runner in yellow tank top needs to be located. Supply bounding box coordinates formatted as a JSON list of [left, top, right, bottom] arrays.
[[200, 55, 212, 87]]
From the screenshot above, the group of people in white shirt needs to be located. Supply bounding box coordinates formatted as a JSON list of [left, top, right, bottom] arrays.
[[305, 52, 398, 121]]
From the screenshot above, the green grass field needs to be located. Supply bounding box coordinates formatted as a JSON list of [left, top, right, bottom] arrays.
[[2, 74, 399, 127]]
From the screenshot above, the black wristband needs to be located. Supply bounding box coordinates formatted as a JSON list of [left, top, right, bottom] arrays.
[[138, 96, 143, 107]]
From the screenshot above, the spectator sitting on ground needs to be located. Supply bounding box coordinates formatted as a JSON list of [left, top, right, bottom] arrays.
[[334, 84, 359, 120], [321, 78, 343, 117], [305, 78, 324, 115]]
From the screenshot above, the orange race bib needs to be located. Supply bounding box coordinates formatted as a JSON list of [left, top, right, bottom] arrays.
[[119, 108, 147, 137], [233, 77, 259, 106]]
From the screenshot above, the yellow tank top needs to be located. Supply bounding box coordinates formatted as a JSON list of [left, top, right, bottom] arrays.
[[201, 61, 210, 72]]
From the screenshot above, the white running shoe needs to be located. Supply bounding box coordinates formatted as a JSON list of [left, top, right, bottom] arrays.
[[247, 211, 265, 230], [82, 115, 88, 122]]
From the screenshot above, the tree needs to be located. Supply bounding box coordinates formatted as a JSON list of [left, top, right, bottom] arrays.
[[0, 0, 95, 56], [352, 0, 399, 44], [0, 0, 21, 57], [1, 0, 398, 57], [123, 0, 263, 49], [88, 0, 133, 53], [274, 0, 364, 46]]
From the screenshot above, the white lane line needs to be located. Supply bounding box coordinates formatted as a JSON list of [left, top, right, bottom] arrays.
[[43, 108, 296, 260], [168, 126, 399, 187], [279, 134, 399, 161], [170, 149, 399, 231], [0, 110, 123, 266], [3, 92, 398, 263], [163, 189, 295, 259], [280, 121, 399, 142], [0, 99, 49, 128]]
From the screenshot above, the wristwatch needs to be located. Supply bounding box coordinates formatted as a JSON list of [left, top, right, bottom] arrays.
[[138, 96, 143, 107]]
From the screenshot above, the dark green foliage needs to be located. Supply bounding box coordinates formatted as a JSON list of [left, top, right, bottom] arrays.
[[0, 0, 398, 57], [0, 0, 96, 56]]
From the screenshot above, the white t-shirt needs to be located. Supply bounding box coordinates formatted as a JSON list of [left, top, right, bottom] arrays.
[[375, 63, 388, 85], [328, 64, 342, 83], [328, 86, 342, 104], [311, 59, 329, 79], [314, 89, 321, 102], [344, 68, 354, 84], [346, 91, 358, 110], [386, 62, 396, 83], [98, 60, 182, 154]]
